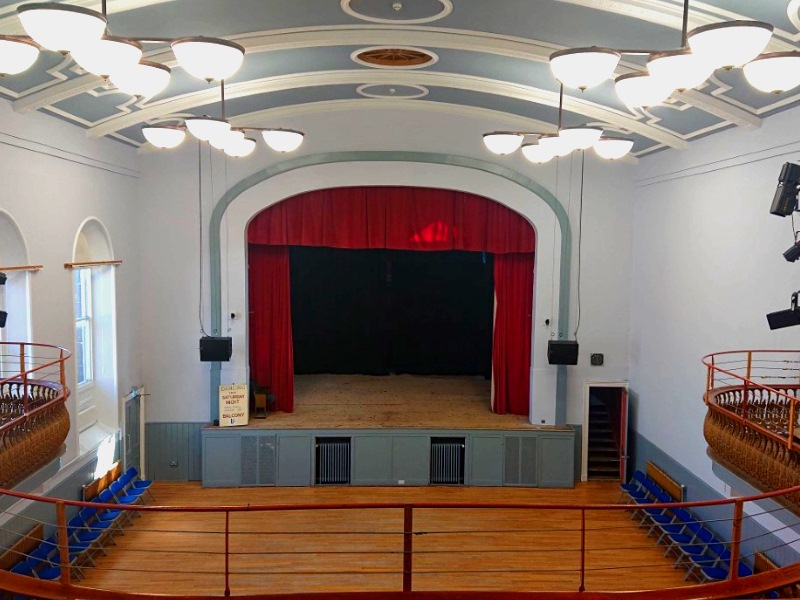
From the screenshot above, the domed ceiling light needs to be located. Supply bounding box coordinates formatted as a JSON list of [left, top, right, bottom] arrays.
[[688, 21, 773, 70], [262, 129, 305, 153], [558, 126, 603, 150], [109, 61, 171, 98], [615, 72, 672, 108], [185, 116, 231, 142], [482, 132, 524, 155], [0, 36, 39, 75], [225, 136, 257, 158], [539, 133, 575, 157], [549, 47, 620, 90], [647, 49, 713, 91], [71, 36, 142, 78], [171, 37, 245, 82], [743, 52, 800, 94], [210, 128, 244, 150], [142, 125, 186, 149], [521, 143, 554, 164], [17, 2, 106, 53], [593, 136, 634, 160]]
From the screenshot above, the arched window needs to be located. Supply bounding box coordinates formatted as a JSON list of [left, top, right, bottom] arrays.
[[72, 219, 118, 452], [0, 212, 32, 375]]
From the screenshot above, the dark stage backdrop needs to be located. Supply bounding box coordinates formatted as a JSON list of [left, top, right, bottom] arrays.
[[248, 186, 534, 415], [290, 247, 494, 377]]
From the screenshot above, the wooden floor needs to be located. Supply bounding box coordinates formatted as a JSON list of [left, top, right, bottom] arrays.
[[78, 482, 692, 595], [243, 374, 551, 430]]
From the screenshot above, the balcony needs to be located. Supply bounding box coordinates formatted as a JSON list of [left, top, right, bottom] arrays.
[[0, 342, 71, 488], [703, 350, 800, 505]]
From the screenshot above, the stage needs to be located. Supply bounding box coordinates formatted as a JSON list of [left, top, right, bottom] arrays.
[[243, 374, 551, 430]]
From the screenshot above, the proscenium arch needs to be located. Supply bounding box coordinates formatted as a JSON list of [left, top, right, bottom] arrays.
[[208, 151, 572, 422]]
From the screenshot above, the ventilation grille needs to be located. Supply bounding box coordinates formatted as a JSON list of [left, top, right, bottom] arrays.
[[430, 437, 465, 485], [315, 437, 351, 485]]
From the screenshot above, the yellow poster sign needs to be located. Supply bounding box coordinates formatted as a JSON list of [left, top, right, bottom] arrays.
[[219, 384, 249, 427]]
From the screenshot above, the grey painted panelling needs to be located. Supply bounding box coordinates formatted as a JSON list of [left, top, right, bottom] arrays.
[[145, 422, 204, 481], [469, 435, 503, 486], [277, 434, 312, 486], [632, 432, 800, 568]]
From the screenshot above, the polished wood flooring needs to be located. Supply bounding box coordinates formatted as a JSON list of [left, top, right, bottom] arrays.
[[78, 482, 692, 595], [240, 374, 554, 430]]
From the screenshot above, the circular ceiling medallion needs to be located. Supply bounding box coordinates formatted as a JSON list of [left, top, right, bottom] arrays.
[[352, 46, 438, 69], [357, 84, 429, 99], [341, 0, 452, 24]]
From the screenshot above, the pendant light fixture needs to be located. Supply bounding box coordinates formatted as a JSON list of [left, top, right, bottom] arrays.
[[647, 49, 713, 92], [261, 129, 305, 153], [615, 72, 672, 108], [110, 60, 171, 99], [71, 36, 142, 78], [688, 20, 773, 70], [17, 2, 106, 53], [539, 133, 574, 157], [549, 47, 620, 90], [743, 52, 800, 94], [171, 37, 245, 82], [210, 128, 244, 150], [225, 136, 257, 158], [0, 36, 40, 75], [558, 126, 603, 150], [186, 116, 231, 141], [482, 132, 524, 155], [521, 142, 555, 164], [593, 136, 635, 160], [142, 125, 186, 149]]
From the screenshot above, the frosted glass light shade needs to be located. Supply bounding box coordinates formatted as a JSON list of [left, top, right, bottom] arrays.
[[539, 133, 574, 157], [549, 47, 620, 90], [688, 21, 773, 70], [743, 52, 800, 94], [171, 37, 245, 81], [558, 126, 602, 150], [262, 129, 304, 152], [225, 137, 257, 157], [17, 2, 106, 53], [482, 132, 523, 155], [142, 125, 186, 149], [0, 36, 39, 75], [647, 49, 714, 91], [71, 36, 142, 78], [210, 128, 244, 150], [593, 136, 634, 160], [615, 72, 672, 108], [110, 61, 171, 98], [521, 143, 554, 164], [185, 117, 231, 141]]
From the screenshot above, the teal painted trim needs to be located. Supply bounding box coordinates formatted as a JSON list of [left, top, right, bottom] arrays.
[[207, 152, 573, 417]]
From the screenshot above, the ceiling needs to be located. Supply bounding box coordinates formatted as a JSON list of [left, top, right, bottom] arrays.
[[1, 0, 799, 157]]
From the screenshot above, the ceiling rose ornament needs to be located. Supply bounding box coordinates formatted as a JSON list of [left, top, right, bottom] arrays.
[[17, 2, 106, 53], [549, 47, 620, 90], [70, 36, 143, 78], [356, 84, 429, 99], [171, 37, 245, 82], [340, 0, 452, 24], [352, 46, 438, 69], [0, 36, 40, 75], [109, 60, 171, 99], [743, 51, 800, 94]]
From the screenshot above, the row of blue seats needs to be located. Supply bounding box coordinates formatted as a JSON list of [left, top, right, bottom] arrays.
[[620, 470, 770, 587], [8, 466, 153, 583]]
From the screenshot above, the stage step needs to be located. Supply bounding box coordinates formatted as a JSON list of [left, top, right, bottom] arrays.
[[587, 399, 620, 481]]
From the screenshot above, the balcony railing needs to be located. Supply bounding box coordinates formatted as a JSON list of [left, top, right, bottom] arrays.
[[0, 342, 71, 488], [702, 350, 800, 504]]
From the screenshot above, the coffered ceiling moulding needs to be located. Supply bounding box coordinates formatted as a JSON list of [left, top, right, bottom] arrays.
[[86, 69, 689, 149]]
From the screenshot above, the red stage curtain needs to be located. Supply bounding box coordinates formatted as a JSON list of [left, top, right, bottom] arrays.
[[248, 186, 535, 415], [492, 253, 534, 415], [248, 246, 294, 413]]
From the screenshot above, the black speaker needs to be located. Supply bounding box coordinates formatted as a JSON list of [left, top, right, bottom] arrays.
[[548, 340, 578, 365], [0, 311, 6, 328], [199, 337, 232, 362]]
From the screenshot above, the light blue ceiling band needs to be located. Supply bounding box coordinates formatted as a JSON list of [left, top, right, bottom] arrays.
[[208, 151, 572, 421]]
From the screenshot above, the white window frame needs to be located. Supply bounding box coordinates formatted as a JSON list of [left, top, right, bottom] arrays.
[[74, 267, 93, 389]]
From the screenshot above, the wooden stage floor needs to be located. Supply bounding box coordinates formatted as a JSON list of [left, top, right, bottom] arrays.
[[244, 374, 553, 430], [78, 482, 694, 595]]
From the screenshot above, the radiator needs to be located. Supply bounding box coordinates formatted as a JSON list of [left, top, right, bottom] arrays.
[[430, 438, 465, 485], [315, 438, 351, 484]]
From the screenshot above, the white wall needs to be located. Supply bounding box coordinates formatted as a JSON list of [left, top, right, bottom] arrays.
[[137, 106, 635, 427], [0, 98, 142, 464], [630, 104, 800, 492]]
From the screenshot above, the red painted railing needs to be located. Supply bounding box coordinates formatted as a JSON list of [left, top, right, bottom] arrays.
[[0, 484, 799, 599]]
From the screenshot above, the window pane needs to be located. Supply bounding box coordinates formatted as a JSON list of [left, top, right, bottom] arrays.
[[76, 319, 92, 385]]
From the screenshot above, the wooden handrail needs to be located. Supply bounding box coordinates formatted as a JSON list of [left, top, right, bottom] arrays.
[[0, 265, 43, 272], [63, 260, 122, 269]]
